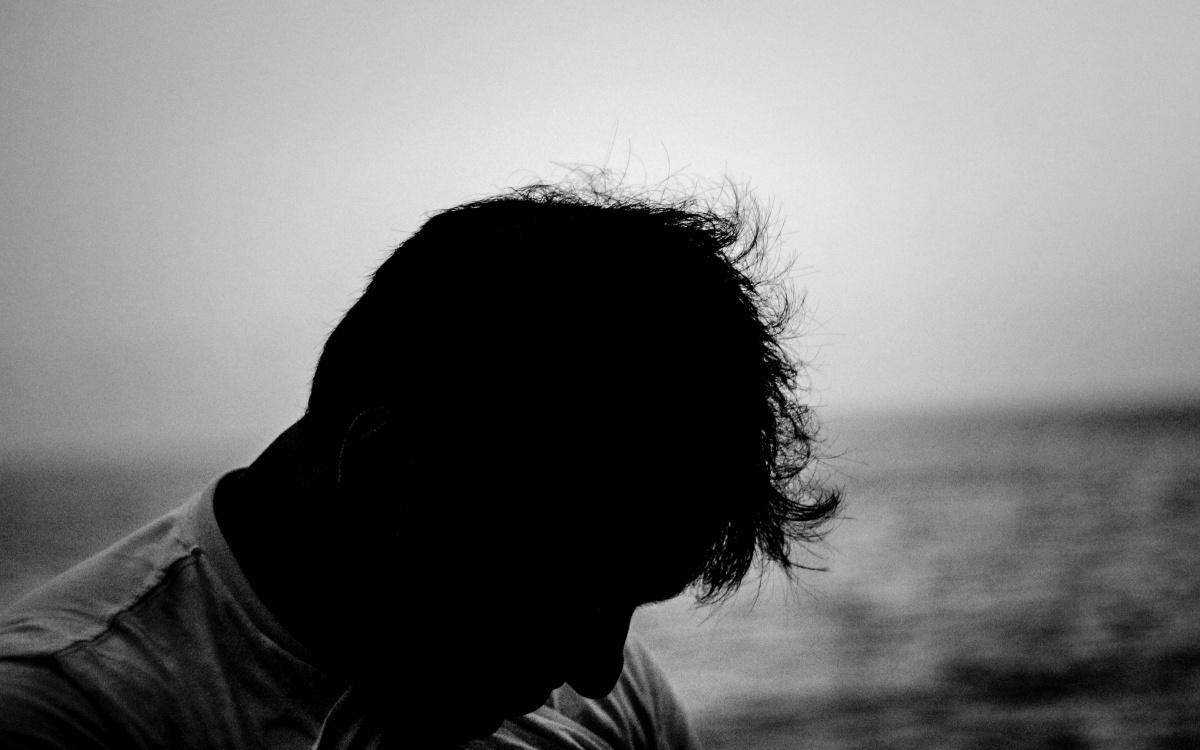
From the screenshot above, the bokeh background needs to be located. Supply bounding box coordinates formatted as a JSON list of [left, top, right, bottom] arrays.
[[3, 3, 1198, 748]]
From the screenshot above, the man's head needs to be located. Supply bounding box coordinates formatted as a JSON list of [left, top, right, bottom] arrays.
[[305, 177, 839, 735]]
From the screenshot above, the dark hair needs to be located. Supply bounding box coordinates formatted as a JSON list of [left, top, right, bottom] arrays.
[[309, 175, 840, 603]]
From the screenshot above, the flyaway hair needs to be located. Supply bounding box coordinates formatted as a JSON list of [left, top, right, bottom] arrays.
[[309, 172, 841, 603]]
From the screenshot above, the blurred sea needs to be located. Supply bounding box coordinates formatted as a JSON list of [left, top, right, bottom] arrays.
[[3, 403, 1199, 749]]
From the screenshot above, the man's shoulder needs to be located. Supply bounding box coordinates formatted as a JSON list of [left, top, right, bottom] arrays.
[[0, 475, 341, 749], [0, 490, 207, 749], [0, 497, 199, 660]]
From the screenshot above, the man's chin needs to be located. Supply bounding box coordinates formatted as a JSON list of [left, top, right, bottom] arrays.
[[352, 670, 562, 742], [506, 685, 560, 717], [566, 664, 622, 699], [451, 712, 507, 742], [441, 686, 558, 742]]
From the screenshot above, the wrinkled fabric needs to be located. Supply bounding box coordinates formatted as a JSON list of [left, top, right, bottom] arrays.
[[0, 477, 345, 749]]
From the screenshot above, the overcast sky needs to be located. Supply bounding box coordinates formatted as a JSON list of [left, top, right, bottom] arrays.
[[3, 1, 1198, 457]]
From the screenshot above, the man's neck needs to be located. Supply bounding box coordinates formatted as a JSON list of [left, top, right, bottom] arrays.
[[212, 416, 351, 673]]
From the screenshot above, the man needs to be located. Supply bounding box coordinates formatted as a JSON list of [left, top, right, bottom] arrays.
[[0, 179, 839, 748]]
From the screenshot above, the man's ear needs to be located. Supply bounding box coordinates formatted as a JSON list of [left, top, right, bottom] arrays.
[[330, 407, 408, 607], [336, 406, 397, 492]]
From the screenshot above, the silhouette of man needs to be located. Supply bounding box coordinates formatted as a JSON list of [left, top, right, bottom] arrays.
[[0, 179, 839, 748]]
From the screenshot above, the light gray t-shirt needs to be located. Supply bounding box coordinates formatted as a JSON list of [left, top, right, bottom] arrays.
[[0, 477, 702, 749]]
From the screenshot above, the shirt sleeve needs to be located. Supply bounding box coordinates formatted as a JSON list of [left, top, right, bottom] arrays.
[[0, 658, 117, 750], [546, 638, 703, 750], [627, 639, 702, 750]]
